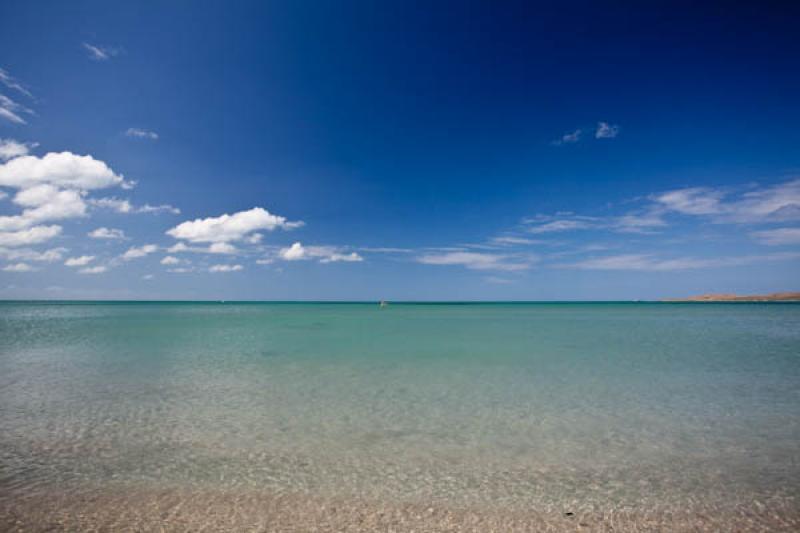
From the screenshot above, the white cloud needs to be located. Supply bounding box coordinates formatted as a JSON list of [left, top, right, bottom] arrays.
[[0, 185, 87, 231], [279, 242, 307, 261], [88, 227, 126, 240], [0, 246, 66, 262], [0, 225, 62, 247], [0, 139, 36, 161], [64, 255, 95, 267], [209, 264, 243, 273], [566, 252, 800, 271], [0, 152, 123, 190], [750, 227, 800, 246], [595, 122, 620, 139], [121, 244, 158, 260], [168, 267, 193, 273], [82, 43, 121, 61], [160, 256, 180, 265], [490, 236, 546, 246], [0, 68, 33, 98], [168, 207, 301, 244], [79, 265, 107, 274], [528, 219, 596, 234], [654, 179, 800, 223], [125, 128, 158, 140], [167, 242, 189, 253], [142, 274, 154, 280], [321, 252, 363, 263], [417, 251, 533, 271], [0, 94, 33, 125], [653, 187, 724, 216], [208, 242, 237, 254], [278, 242, 363, 263], [552, 129, 581, 145], [2, 262, 35, 272], [89, 197, 180, 215]]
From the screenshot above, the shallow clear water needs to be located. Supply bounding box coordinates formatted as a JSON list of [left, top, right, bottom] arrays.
[[1, 302, 799, 526]]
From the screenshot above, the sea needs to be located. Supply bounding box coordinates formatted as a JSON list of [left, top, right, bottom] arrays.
[[1, 301, 799, 530]]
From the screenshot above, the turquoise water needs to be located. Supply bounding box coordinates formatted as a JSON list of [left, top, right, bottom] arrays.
[[1, 302, 799, 521]]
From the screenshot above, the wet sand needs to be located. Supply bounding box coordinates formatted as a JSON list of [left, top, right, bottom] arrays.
[[2, 484, 798, 532]]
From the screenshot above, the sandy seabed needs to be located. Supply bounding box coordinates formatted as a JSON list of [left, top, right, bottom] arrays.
[[2, 485, 798, 532]]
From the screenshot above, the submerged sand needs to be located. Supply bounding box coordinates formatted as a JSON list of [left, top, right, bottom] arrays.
[[2, 484, 798, 532]]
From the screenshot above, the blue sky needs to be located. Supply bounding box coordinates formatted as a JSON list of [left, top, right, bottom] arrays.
[[1, 1, 799, 300]]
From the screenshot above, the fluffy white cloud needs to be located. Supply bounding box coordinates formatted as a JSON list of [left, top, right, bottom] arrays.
[[167, 207, 301, 244], [2, 262, 35, 272], [0, 225, 62, 247], [0, 152, 123, 190], [208, 242, 237, 254], [121, 244, 158, 260], [64, 255, 95, 267], [209, 264, 243, 272], [750, 227, 800, 246], [79, 265, 107, 274], [278, 242, 363, 263], [0, 246, 66, 262], [417, 251, 532, 271], [125, 128, 158, 140], [595, 122, 620, 139], [279, 242, 307, 260], [0, 186, 87, 231], [160, 256, 180, 265], [88, 227, 126, 240], [0, 139, 36, 161]]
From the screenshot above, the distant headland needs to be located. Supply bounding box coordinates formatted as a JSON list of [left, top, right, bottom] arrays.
[[664, 292, 800, 302]]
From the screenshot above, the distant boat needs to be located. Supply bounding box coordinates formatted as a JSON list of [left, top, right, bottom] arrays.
[[379, 300, 388, 308]]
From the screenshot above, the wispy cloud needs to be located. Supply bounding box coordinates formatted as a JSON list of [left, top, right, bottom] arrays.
[[653, 179, 800, 224], [417, 251, 534, 271], [89, 197, 180, 215], [0, 94, 34, 124], [125, 128, 159, 140], [595, 122, 620, 139], [750, 227, 800, 246], [79, 265, 107, 274], [209, 264, 243, 273], [564, 252, 800, 271], [2, 262, 36, 272], [0, 246, 66, 262], [552, 129, 581, 146], [0, 68, 33, 98], [82, 43, 121, 61], [0, 69, 34, 124]]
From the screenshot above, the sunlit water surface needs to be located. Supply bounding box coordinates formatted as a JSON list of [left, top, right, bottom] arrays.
[[1, 302, 799, 529]]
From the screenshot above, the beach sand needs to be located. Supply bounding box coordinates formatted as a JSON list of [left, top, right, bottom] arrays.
[[3, 484, 799, 532]]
